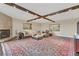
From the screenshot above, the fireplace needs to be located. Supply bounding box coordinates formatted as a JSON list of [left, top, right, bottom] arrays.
[[0, 29, 10, 39]]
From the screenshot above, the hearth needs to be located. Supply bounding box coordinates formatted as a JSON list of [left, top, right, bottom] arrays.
[[0, 29, 10, 39]]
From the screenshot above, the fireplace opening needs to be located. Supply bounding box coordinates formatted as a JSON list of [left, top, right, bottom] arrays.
[[0, 29, 10, 39]]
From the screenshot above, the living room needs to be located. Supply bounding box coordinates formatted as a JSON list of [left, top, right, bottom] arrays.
[[0, 3, 79, 56]]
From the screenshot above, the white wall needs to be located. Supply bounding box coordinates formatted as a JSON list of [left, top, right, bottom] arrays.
[[12, 18, 24, 36], [35, 19, 78, 38], [54, 19, 77, 38], [41, 23, 50, 31], [12, 19, 42, 36], [12, 18, 78, 38], [32, 23, 41, 31]]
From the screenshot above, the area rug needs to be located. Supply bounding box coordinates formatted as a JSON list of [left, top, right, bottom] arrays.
[[1, 36, 74, 56]]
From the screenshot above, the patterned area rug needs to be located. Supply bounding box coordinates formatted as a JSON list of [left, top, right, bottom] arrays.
[[1, 36, 74, 56]]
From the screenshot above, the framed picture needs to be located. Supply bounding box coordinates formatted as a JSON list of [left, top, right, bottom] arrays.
[[49, 24, 60, 31], [23, 23, 32, 30]]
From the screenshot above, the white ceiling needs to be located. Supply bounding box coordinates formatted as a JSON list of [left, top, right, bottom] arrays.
[[0, 4, 38, 20], [17, 3, 78, 15], [0, 3, 79, 23], [48, 9, 79, 21]]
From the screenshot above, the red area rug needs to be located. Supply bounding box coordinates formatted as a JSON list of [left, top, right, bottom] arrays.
[[1, 36, 74, 56]]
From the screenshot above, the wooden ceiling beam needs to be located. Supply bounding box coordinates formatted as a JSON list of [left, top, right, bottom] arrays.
[[26, 5, 79, 22], [27, 17, 41, 22], [4, 3, 55, 22], [27, 17, 55, 22], [44, 5, 79, 17], [5, 3, 42, 17]]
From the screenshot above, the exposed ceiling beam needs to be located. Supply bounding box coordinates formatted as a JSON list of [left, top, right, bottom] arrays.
[[4, 3, 55, 22], [27, 17, 41, 22], [44, 5, 79, 17], [26, 5, 79, 22]]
